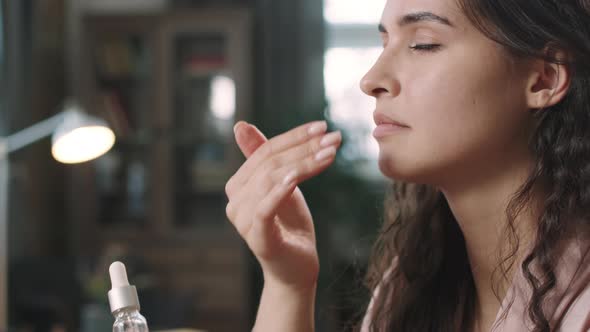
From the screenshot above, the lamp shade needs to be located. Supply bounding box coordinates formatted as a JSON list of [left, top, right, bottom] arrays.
[[51, 108, 116, 164]]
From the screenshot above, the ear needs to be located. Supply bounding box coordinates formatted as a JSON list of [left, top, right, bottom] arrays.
[[525, 50, 571, 110]]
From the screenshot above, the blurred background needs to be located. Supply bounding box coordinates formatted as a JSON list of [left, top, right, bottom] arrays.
[[0, 0, 389, 331]]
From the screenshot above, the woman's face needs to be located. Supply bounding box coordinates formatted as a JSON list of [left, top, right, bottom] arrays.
[[361, 0, 535, 187]]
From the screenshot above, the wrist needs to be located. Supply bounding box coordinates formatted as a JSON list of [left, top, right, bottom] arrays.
[[262, 278, 317, 299], [253, 280, 317, 332], [262, 268, 319, 293]]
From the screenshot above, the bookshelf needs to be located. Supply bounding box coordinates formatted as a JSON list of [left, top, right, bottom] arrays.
[[69, 9, 253, 331]]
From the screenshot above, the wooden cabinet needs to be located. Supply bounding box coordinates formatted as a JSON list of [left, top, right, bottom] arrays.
[[69, 8, 253, 331]]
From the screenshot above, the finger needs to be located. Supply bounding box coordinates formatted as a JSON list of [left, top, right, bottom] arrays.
[[246, 145, 337, 257], [227, 122, 267, 199], [271, 145, 338, 189], [244, 141, 339, 214], [229, 145, 338, 240], [262, 130, 342, 177], [245, 177, 299, 258], [234, 121, 267, 158], [226, 162, 288, 235], [227, 130, 341, 199], [227, 165, 286, 235], [227, 120, 327, 195], [227, 172, 295, 240], [251, 120, 327, 162]]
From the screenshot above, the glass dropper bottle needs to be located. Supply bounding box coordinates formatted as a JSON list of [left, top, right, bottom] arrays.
[[108, 261, 149, 332]]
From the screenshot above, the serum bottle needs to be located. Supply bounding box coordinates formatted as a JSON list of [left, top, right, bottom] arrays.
[[108, 261, 149, 332]]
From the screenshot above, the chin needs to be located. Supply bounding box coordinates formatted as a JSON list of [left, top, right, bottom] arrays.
[[377, 155, 441, 185], [378, 156, 418, 183]]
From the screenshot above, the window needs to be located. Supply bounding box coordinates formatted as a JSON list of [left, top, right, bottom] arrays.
[[324, 0, 385, 177]]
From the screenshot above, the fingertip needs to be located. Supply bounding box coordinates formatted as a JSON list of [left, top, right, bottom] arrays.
[[307, 120, 328, 136], [233, 121, 249, 135], [252, 126, 268, 141], [234, 122, 268, 158]]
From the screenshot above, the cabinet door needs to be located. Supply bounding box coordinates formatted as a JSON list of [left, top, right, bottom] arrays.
[[77, 16, 159, 239], [160, 10, 252, 229], [155, 10, 253, 331]]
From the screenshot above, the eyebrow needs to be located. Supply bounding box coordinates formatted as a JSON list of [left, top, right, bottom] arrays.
[[378, 11, 454, 33]]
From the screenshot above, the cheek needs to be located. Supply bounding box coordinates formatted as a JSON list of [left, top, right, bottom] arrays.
[[379, 51, 527, 182], [404, 62, 485, 153]]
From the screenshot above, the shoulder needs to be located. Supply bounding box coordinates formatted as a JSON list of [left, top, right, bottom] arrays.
[[557, 284, 590, 331], [490, 233, 590, 331], [552, 235, 590, 331]]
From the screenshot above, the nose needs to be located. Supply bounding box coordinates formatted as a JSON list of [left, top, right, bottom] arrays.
[[360, 53, 399, 98]]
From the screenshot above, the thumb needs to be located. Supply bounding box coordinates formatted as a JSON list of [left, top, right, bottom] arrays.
[[233, 121, 267, 158]]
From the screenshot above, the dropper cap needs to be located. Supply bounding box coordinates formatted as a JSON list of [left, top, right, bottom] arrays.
[[108, 261, 140, 313]]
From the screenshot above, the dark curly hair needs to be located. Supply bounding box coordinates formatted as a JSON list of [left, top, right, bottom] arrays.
[[362, 1, 590, 331]]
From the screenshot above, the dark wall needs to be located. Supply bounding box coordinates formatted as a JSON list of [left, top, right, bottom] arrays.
[[253, 0, 326, 134], [2, 0, 67, 260]]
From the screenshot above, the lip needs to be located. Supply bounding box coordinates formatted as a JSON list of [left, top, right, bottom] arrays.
[[373, 111, 409, 128], [373, 111, 409, 139]]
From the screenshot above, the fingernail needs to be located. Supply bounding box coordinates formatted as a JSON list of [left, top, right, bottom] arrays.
[[315, 146, 336, 162], [308, 121, 327, 136], [320, 131, 341, 148], [283, 170, 298, 185]]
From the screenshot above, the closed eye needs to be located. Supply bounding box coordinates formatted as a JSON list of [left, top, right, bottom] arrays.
[[409, 44, 442, 52]]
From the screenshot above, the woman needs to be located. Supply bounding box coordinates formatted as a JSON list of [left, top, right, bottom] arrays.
[[225, 0, 590, 331]]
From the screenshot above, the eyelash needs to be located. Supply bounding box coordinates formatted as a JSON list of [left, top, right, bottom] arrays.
[[409, 44, 442, 52]]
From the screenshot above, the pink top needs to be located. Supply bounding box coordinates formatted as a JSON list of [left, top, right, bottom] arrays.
[[361, 236, 590, 331]]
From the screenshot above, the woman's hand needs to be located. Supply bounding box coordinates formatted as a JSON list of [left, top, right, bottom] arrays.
[[225, 120, 341, 289]]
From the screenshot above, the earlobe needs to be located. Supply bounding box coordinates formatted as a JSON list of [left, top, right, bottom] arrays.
[[525, 54, 571, 110]]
